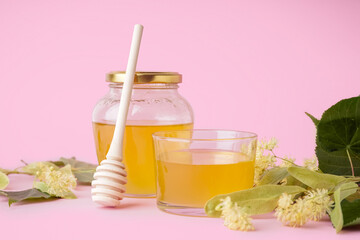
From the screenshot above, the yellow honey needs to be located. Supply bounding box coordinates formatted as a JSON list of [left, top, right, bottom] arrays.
[[156, 149, 254, 207]]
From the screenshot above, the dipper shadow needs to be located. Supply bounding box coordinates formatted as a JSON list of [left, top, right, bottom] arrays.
[[99, 201, 150, 210]]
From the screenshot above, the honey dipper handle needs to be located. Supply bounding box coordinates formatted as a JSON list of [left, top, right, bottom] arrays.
[[106, 24, 144, 161]]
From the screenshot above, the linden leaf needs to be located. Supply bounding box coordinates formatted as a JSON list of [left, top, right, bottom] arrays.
[[0, 188, 51, 206], [257, 167, 288, 185], [72, 170, 95, 184], [314, 96, 360, 176], [0, 171, 9, 190], [330, 182, 358, 233], [330, 187, 344, 233], [33, 181, 49, 193], [306, 112, 320, 126], [287, 166, 347, 190], [316, 147, 359, 176], [51, 157, 97, 170], [336, 182, 359, 200], [284, 175, 307, 188], [62, 191, 77, 199], [205, 185, 306, 218], [342, 198, 360, 228]]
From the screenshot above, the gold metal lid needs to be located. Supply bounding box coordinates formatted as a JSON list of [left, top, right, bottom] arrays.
[[106, 72, 182, 83]]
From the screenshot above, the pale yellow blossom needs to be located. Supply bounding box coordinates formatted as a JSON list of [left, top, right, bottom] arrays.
[[277, 192, 293, 209], [254, 139, 277, 184], [260, 137, 278, 151], [34, 162, 53, 181], [275, 193, 309, 227], [303, 156, 318, 171], [21, 162, 57, 177], [275, 189, 333, 227], [36, 164, 77, 198], [303, 189, 333, 221], [216, 197, 254, 231]]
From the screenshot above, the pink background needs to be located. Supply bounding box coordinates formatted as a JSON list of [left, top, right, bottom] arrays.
[[1, 0, 360, 239], [1, 0, 360, 168]]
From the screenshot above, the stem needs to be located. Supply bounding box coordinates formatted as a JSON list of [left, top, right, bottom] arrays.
[[3, 170, 33, 176], [0, 168, 9, 174], [348, 177, 360, 181], [21, 160, 29, 166], [346, 148, 355, 177], [270, 150, 299, 166]]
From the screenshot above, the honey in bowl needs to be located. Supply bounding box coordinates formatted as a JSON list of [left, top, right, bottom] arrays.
[[156, 149, 255, 208]]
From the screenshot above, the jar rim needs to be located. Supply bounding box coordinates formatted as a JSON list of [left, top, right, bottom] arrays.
[[106, 72, 182, 84]]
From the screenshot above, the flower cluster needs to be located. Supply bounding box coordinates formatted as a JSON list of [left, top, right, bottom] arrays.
[[275, 189, 333, 227], [303, 156, 318, 171], [254, 138, 278, 184], [260, 137, 278, 151], [215, 197, 254, 231], [35, 163, 77, 198]]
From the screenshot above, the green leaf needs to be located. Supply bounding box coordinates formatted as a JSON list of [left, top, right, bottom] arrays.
[[72, 170, 95, 184], [306, 112, 320, 126], [0, 188, 51, 206], [342, 198, 360, 227], [62, 191, 77, 199], [284, 175, 307, 188], [316, 146, 359, 176], [330, 187, 344, 233], [336, 182, 359, 200], [0, 171, 9, 190], [329, 182, 358, 232], [315, 96, 360, 176], [288, 166, 347, 190], [33, 181, 49, 193], [205, 185, 306, 217], [257, 167, 288, 185], [51, 157, 97, 169]]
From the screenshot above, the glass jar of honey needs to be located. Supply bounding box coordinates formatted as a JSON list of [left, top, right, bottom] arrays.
[[92, 72, 194, 197]]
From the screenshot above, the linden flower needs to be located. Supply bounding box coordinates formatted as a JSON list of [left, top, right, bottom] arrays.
[[277, 192, 293, 209], [38, 164, 77, 198], [254, 138, 279, 184], [216, 197, 254, 231], [275, 193, 309, 227], [254, 153, 276, 184], [20, 161, 55, 178], [303, 189, 333, 221], [260, 137, 278, 151], [34, 162, 54, 181], [303, 156, 318, 171], [275, 189, 333, 227]]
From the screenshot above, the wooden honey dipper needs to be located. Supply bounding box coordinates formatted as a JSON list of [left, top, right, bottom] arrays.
[[91, 24, 143, 207]]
